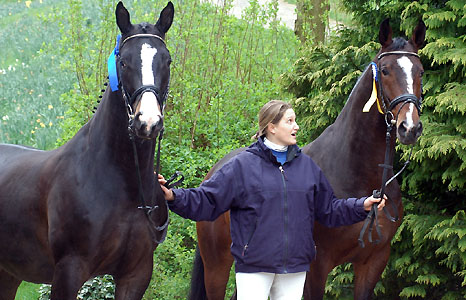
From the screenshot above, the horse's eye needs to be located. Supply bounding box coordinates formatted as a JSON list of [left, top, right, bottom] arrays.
[[420, 71, 424, 77], [167, 59, 172, 66], [119, 60, 127, 68], [381, 68, 389, 76]]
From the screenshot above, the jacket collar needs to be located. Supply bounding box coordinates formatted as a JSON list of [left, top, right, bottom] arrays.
[[247, 136, 301, 165]]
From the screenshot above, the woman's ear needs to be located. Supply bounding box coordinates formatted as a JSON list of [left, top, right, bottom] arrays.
[[267, 123, 275, 135]]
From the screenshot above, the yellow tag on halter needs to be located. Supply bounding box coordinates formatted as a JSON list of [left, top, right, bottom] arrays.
[[363, 78, 378, 112], [376, 95, 383, 114], [362, 63, 384, 114]]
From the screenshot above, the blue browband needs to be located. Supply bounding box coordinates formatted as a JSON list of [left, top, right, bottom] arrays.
[[107, 34, 121, 92]]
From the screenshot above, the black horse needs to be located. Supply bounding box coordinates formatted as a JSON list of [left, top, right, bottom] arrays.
[[0, 2, 173, 299]]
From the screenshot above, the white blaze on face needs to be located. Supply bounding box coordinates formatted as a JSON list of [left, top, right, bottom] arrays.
[[139, 43, 162, 131], [397, 56, 415, 128]]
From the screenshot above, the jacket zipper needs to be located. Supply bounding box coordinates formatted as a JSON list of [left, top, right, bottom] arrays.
[[279, 165, 288, 273]]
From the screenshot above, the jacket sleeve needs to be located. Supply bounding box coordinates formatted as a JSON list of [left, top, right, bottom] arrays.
[[314, 169, 368, 227], [167, 158, 239, 221]]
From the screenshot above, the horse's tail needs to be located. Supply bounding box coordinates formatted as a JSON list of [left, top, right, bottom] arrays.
[[189, 245, 207, 300]]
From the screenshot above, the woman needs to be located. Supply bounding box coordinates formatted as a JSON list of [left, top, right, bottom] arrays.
[[159, 100, 386, 300]]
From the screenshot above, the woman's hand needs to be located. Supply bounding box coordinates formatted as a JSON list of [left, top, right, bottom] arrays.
[[157, 174, 175, 201], [363, 194, 387, 211]]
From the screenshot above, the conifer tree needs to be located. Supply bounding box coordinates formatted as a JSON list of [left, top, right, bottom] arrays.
[[283, 0, 465, 298]]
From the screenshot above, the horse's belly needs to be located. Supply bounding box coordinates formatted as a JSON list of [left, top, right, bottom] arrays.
[[0, 146, 55, 282], [0, 191, 55, 283]]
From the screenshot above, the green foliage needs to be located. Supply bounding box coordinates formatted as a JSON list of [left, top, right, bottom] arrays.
[[51, 0, 117, 146], [283, 0, 465, 299], [143, 215, 197, 299], [15, 282, 40, 300], [0, 0, 73, 149], [282, 28, 379, 142], [383, 210, 466, 299], [38, 275, 115, 300]]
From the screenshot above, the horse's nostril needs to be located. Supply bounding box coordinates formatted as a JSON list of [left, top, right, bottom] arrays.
[[417, 122, 423, 133], [398, 121, 408, 136], [151, 119, 164, 132]]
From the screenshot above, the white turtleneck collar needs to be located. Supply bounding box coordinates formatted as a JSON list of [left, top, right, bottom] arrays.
[[264, 137, 288, 152]]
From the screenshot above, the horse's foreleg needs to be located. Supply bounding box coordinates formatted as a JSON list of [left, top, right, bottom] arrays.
[[50, 256, 89, 300], [114, 254, 153, 300], [0, 269, 21, 300], [353, 246, 390, 300], [303, 259, 334, 300], [203, 254, 233, 300]]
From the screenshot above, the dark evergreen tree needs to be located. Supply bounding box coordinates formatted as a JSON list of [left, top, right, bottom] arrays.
[[283, 0, 465, 298]]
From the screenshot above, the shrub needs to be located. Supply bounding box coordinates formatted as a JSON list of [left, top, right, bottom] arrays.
[[283, 0, 466, 298]]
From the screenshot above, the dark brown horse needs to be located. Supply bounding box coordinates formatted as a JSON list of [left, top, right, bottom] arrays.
[[0, 2, 173, 299], [189, 19, 426, 300]]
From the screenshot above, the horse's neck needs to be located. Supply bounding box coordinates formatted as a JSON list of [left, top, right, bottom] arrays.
[[85, 88, 156, 175], [338, 66, 390, 153], [307, 65, 396, 185]]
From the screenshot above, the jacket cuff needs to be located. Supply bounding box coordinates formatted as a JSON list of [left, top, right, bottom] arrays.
[[356, 197, 369, 219], [167, 189, 182, 209]]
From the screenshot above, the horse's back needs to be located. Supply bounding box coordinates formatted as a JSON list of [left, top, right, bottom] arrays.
[[204, 147, 247, 180], [0, 143, 55, 193]]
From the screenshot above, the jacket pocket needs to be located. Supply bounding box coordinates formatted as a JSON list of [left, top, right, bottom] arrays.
[[241, 218, 258, 257]]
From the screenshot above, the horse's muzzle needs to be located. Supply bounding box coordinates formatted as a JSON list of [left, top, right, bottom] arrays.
[[397, 120, 423, 145], [133, 112, 164, 139]]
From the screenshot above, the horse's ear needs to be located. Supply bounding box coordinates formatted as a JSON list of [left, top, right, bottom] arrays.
[[116, 1, 132, 34], [379, 18, 393, 48], [410, 20, 426, 50], [155, 2, 174, 34]]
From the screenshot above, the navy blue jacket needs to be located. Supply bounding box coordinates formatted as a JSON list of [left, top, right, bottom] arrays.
[[168, 138, 368, 274]]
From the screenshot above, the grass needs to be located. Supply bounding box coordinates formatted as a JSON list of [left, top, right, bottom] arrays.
[[0, 0, 73, 149]]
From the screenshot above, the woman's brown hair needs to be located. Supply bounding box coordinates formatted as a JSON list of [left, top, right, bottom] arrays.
[[252, 100, 292, 140]]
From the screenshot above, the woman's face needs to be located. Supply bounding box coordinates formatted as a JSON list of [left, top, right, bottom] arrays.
[[266, 108, 299, 146]]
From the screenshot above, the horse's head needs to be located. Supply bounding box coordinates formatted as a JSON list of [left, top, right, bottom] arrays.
[[115, 1, 174, 139], [376, 18, 426, 145]]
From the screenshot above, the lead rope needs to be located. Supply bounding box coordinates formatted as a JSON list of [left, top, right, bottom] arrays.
[[129, 131, 169, 244], [358, 69, 403, 248], [358, 120, 393, 248]]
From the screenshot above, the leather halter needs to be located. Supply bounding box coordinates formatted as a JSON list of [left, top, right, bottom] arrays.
[[117, 34, 170, 129], [376, 51, 423, 117], [358, 51, 422, 248]]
